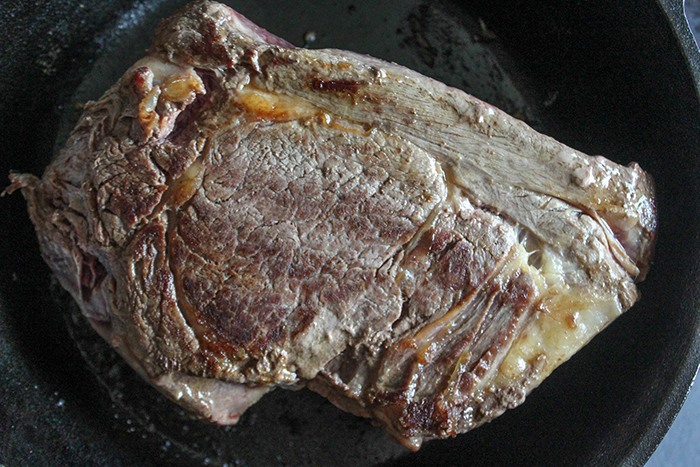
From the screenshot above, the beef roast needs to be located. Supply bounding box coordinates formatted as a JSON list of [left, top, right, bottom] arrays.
[[6, 0, 656, 450]]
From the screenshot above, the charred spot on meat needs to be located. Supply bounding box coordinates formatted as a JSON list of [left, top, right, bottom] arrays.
[[6, 0, 656, 451]]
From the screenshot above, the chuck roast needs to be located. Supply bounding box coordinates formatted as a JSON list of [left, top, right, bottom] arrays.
[[7, 0, 656, 450]]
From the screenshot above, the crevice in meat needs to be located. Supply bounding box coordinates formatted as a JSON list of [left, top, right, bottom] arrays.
[[516, 226, 544, 270], [168, 68, 218, 144], [79, 252, 107, 302]]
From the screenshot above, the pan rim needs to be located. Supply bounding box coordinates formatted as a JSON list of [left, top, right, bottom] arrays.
[[626, 1, 700, 465]]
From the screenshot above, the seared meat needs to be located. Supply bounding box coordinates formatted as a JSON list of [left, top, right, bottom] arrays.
[[7, 0, 655, 450]]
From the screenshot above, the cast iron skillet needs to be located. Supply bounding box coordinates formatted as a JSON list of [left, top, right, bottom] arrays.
[[1, 0, 699, 465]]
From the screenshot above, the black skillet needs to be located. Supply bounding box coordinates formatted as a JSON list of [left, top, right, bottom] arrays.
[[1, 0, 699, 465]]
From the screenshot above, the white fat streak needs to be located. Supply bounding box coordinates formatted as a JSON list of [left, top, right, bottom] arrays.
[[492, 241, 624, 392], [130, 56, 195, 86]]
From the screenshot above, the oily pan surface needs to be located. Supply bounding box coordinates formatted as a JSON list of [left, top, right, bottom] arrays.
[[1, 0, 699, 466]]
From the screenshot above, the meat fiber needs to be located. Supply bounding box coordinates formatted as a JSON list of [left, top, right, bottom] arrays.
[[6, 0, 656, 450]]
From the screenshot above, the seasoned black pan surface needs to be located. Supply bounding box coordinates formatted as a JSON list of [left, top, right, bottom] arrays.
[[1, 1, 699, 466]]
